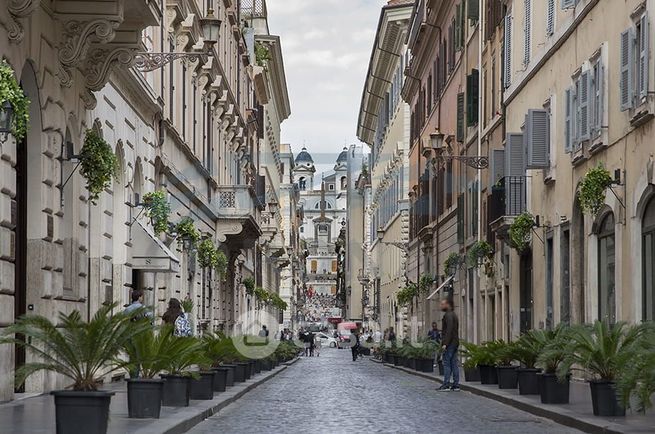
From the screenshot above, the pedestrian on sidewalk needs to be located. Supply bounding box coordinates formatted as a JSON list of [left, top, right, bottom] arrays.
[[162, 298, 192, 337], [123, 289, 152, 379], [437, 299, 460, 392], [351, 332, 361, 361], [314, 333, 322, 357]]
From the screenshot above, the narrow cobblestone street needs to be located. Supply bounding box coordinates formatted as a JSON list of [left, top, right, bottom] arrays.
[[189, 349, 581, 434]]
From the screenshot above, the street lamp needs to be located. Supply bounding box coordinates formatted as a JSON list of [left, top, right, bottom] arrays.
[[0, 100, 14, 142], [134, 11, 221, 72]]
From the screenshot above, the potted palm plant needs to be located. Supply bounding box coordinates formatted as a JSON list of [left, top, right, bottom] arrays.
[[460, 342, 482, 382], [495, 340, 519, 389], [477, 341, 502, 385], [202, 333, 231, 392], [616, 323, 655, 413], [536, 324, 571, 404], [561, 321, 648, 416], [1, 305, 150, 434], [513, 330, 545, 395], [122, 325, 179, 418], [160, 336, 207, 407], [414, 339, 438, 373]]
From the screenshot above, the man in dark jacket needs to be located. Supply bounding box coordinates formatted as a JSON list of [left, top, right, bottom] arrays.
[[437, 299, 460, 391]]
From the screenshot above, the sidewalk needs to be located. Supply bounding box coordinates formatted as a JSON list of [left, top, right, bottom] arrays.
[[376, 360, 655, 434], [0, 358, 299, 434]]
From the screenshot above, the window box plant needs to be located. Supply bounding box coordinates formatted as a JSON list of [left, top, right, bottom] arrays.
[[536, 324, 572, 404], [561, 321, 648, 416], [1, 304, 150, 434]]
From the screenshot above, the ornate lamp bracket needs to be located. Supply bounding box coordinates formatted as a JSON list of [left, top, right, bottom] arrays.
[[133, 51, 212, 72]]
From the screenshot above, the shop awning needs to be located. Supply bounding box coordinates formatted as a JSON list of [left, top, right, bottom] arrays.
[[426, 275, 454, 300], [131, 219, 180, 273]]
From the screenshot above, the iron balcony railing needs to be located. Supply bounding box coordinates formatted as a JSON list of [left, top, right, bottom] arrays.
[[488, 176, 527, 224]]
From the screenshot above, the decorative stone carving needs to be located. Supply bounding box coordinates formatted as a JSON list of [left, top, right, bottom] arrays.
[[1, 0, 38, 42], [82, 47, 135, 91], [57, 19, 121, 87]]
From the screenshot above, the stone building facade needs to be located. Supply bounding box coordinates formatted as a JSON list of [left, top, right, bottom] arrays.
[[0, 0, 293, 401]]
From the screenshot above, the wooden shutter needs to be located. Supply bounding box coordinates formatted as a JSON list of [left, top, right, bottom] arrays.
[[564, 87, 573, 153], [457, 92, 465, 142], [505, 133, 525, 177], [592, 60, 604, 137], [466, 69, 479, 126], [455, 4, 462, 51], [504, 13, 513, 88], [524, 0, 531, 65], [561, 0, 575, 9], [489, 149, 505, 187], [467, 0, 479, 21], [639, 15, 650, 99], [620, 28, 634, 111], [526, 109, 550, 169], [579, 70, 590, 141], [546, 0, 555, 36]]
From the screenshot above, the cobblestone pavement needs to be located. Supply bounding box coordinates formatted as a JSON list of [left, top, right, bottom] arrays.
[[188, 349, 581, 434]]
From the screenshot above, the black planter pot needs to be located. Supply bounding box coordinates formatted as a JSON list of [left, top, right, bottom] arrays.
[[190, 372, 215, 400], [52, 390, 114, 434], [409, 358, 418, 370], [221, 364, 236, 386], [464, 367, 481, 382], [393, 355, 401, 366], [517, 368, 541, 395], [419, 358, 434, 373], [538, 373, 570, 404], [479, 365, 499, 385], [497, 366, 519, 389], [234, 363, 248, 382], [127, 379, 164, 419], [211, 368, 229, 392], [438, 360, 444, 376], [590, 381, 625, 417], [161, 375, 191, 407], [244, 362, 253, 379], [254, 360, 262, 374]]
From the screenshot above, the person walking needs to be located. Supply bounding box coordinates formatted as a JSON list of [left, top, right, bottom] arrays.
[[428, 322, 440, 342], [387, 327, 397, 343], [314, 333, 322, 357], [162, 298, 192, 337], [123, 289, 153, 321], [437, 299, 460, 392], [351, 332, 361, 362]]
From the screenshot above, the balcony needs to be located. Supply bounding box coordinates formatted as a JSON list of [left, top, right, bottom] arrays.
[[216, 185, 262, 249], [488, 177, 527, 239]]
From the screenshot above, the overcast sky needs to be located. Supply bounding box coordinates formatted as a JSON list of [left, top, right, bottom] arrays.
[[266, 0, 385, 174]]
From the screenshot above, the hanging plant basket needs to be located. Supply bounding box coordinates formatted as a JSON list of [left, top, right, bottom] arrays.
[[579, 165, 613, 216], [418, 274, 434, 295], [243, 277, 256, 296], [175, 217, 200, 250], [443, 252, 462, 276], [254, 42, 271, 67], [468, 241, 493, 267], [79, 129, 118, 205], [0, 60, 29, 141], [396, 284, 418, 307], [142, 190, 170, 235], [197, 239, 228, 279], [509, 213, 535, 252]]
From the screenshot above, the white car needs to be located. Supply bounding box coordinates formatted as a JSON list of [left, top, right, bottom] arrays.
[[315, 332, 338, 348]]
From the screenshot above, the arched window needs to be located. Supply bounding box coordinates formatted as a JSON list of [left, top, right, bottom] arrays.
[[597, 212, 616, 323], [642, 198, 655, 320], [341, 176, 347, 190], [299, 177, 306, 190]]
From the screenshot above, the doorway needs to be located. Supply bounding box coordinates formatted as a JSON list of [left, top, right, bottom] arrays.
[[519, 251, 533, 333]]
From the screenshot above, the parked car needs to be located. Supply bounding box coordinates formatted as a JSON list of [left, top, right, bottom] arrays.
[[315, 332, 338, 348]]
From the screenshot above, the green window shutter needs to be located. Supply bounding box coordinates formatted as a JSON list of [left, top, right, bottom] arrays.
[[620, 28, 634, 111], [457, 194, 465, 244], [467, 0, 479, 21], [457, 92, 465, 142], [526, 109, 550, 169], [455, 4, 462, 51], [466, 69, 479, 126]]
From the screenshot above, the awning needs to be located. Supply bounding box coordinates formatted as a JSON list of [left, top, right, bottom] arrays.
[[338, 322, 358, 331], [426, 275, 454, 300], [131, 219, 180, 273]]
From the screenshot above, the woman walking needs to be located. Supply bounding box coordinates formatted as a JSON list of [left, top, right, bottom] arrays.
[[162, 298, 192, 337]]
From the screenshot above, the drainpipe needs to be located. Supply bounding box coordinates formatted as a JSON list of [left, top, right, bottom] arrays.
[[475, 0, 484, 344]]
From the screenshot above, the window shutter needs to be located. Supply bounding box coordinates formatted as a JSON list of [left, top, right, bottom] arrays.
[[455, 4, 462, 51], [639, 15, 650, 99], [561, 0, 575, 9], [546, 0, 555, 36], [592, 60, 604, 137], [505, 133, 526, 177], [524, 0, 531, 65], [466, 69, 479, 126], [579, 70, 590, 141], [526, 109, 550, 169], [504, 13, 512, 88], [620, 28, 634, 111], [467, 0, 479, 21], [457, 92, 465, 141], [489, 149, 505, 187], [565, 87, 573, 153]]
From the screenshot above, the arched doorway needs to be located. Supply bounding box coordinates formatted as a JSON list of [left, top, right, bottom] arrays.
[[642, 197, 655, 320], [14, 61, 43, 393]]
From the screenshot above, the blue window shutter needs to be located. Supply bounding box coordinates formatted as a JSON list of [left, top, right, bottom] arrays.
[[489, 149, 505, 187], [639, 15, 650, 100], [561, 0, 575, 9], [565, 87, 573, 153], [579, 71, 590, 141], [620, 28, 635, 111], [526, 109, 550, 169], [505, 133, 525, 177]]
